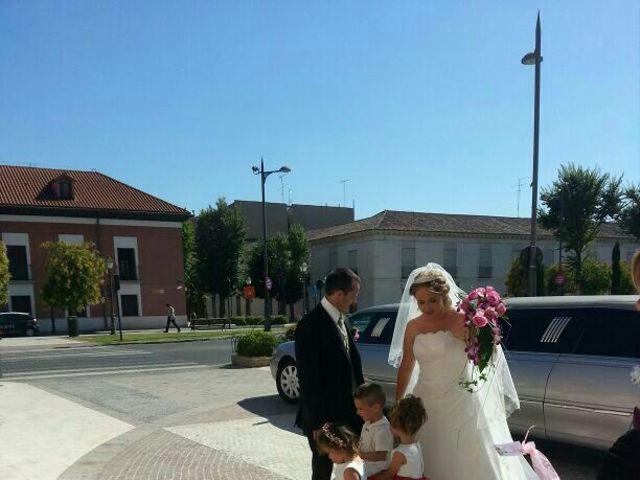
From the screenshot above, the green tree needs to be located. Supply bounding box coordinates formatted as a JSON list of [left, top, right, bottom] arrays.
[[0, 241, 10, 307], [618, 261, 636, 295], [579, 258, 611, 295], [504, 254, 545, 297], [611, 241, 621, 294], [283, 225, 311, 320], [618, 184, 640, 241], [195, 198, 246, 317], [41, 241, 107, 323], [539, 163, 623, 285], [247, 225, 311, 321], [505, 257, 527, 297], [181, 221, 204, 317]]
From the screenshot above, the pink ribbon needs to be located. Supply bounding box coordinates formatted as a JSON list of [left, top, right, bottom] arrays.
[[521, 426, 560, 480]]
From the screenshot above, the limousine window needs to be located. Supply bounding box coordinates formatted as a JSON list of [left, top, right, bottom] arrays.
[[349, 311, 396, 345], [573, 308, 640, 358], [502, 308, 585, 353]]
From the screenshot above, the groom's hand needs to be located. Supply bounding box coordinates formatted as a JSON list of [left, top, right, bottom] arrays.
[[312, 428, 322, 440]]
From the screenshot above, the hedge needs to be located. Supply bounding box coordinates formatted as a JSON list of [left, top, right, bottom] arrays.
[[236, 330, 279, 357]]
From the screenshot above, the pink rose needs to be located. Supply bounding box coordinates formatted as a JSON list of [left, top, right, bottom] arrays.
[[486, 290, 501, 306], [476, 287, 486, 296], [485, 286, 495, 293], [496, 302, 507, 316], [472, 312, 488, 328], [484, 306, 497, 320], [467, 290, 479, 301]]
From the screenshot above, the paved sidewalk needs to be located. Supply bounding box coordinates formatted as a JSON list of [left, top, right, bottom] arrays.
[[2, 364, 311, 480], [0, 382, 133, 480]]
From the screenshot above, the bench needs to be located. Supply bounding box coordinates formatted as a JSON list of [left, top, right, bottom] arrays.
[[189, 318, 233, 330]]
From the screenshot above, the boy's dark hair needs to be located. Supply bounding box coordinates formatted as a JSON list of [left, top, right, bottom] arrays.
[[353, 382, 386, 407], [316, 422, 360, 457], [324, 268, 361, 296], [389, 394, 427, 436]]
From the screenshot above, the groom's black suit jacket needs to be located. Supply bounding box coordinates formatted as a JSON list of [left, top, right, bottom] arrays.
[[295, 302, 364, 435]]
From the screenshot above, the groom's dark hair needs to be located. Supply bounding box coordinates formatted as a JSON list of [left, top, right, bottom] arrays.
[[325, 268, 360, 295]]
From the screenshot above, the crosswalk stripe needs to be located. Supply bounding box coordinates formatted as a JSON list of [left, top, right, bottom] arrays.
[[1, 351, 151, 361], [3, 364, 210, 380]]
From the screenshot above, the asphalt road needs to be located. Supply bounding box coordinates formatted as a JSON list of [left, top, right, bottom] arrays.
[[1, 338, 604, 479]]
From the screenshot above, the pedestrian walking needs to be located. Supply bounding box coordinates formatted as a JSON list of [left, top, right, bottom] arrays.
[[164, 303, 181, 333]]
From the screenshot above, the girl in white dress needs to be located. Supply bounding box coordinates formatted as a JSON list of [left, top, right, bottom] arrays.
[[317, 422, 367, 480], [377, 395, 429, 480], [389, 264, 539, 480]]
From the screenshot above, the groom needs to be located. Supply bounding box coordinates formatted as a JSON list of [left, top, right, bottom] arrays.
[[295, 267, 365, 480]]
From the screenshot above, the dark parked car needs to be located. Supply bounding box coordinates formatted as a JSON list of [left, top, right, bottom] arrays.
[[270, 296, 640, 450], [0, 312, 39, 337]]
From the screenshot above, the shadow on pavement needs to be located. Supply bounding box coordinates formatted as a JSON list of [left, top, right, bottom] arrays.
[[237, 394, 302, 436]]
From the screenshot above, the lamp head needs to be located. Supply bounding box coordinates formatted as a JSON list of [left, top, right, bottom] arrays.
[[105, 256, 114, 270], [278, 166, 291, 173], [521, 52, 542, 65]]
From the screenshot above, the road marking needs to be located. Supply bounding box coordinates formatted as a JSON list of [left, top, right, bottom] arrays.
[[3, 363, 210, 380], [1, 350, 151, 361]]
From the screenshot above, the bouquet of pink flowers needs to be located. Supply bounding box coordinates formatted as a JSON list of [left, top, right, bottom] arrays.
[[457, 286, 507, 391]]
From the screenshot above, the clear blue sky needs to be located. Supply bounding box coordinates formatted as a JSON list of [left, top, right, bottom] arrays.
[[1, 1, 638, 220]]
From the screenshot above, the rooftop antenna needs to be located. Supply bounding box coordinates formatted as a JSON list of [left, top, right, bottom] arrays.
[[279, 174, 287, 204], [340, 178, 351, 208], [513, 177, 529, 217]]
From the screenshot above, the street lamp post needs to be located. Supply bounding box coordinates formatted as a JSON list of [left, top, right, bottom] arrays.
[[252, 158, 291, 331], [522, 12, 543, 296], [105, 256, 116, 335]]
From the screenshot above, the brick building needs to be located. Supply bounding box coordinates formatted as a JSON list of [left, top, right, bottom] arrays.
[[0, 165, 191, 332]]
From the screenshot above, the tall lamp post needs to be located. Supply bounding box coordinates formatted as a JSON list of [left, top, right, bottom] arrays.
[[252, 158, 291, 331], [105, 256, 116, 335], [522, 12, 543, 296]]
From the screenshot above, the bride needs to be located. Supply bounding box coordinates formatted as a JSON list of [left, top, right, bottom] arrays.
[[389, 264, 538, 480]]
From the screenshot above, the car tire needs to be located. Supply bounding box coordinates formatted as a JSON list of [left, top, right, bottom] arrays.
[[276, 357, 299, 404], [25, 328, 35, 337]]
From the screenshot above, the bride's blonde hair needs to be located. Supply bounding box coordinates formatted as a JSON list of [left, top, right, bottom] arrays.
[[409, 270, 452, 308]]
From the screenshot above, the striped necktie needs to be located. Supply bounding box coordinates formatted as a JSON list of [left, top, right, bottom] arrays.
[[337, 314, 349, 351]]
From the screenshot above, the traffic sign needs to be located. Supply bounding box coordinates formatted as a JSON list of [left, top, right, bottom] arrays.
[[243, 285, 256, 299]]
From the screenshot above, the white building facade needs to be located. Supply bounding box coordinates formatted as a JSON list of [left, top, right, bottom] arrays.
[[308, 210, 639, 309]]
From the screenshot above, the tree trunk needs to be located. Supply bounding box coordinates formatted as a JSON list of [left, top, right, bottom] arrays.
[[288, 302, 295, 322]]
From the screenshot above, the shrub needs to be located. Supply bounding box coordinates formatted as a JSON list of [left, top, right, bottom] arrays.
[[579, 258, 611, 295], [236, 330, 278, 357], [545, 263, 577, 295]]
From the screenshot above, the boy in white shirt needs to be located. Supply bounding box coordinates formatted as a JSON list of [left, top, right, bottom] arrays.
[[354, 383, 394, 479]]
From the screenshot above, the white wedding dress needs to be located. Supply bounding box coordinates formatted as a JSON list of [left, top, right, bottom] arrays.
[[412, 329, 538, 480]]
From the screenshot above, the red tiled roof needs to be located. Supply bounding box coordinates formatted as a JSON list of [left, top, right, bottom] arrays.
[[308, 209, 631, 241], [0, 165, 191, 220]]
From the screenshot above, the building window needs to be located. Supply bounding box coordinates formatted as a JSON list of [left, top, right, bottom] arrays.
[[59, 180, 72, 199], [401, 247, 416, 279], [478, 246, 493, 279], [117, 248, 138, 280], [120, 295, 140, 316], [348, 250, 358, 274], [7, 245, 29, 280], [443, 244, 458, 279], [329, 250, 338, 269], [10, 295, 32, 314]]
